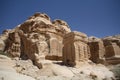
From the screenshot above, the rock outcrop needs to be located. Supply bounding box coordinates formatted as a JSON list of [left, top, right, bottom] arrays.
[[88, 36, 105, 64], [4, 32, 21, 57], [63, 31, 90, 66], [0, 12, 72, 68], [88, 35, 120, 65], [0, 12, 119, 80], [18, 13, 70, 63], [0, 12, 120, 67], [102, 35, 120, 64]]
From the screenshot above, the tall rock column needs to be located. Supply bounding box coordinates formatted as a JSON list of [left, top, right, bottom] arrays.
[[63, 31, 90, 66]]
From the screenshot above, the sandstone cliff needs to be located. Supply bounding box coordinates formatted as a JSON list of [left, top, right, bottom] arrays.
[[88, 35, 120, 65], [0, 12, 119, 80], [0, 12, 71, 68]]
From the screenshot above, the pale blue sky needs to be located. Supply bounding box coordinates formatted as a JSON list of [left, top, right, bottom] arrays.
[[0, 0, 120, 37]]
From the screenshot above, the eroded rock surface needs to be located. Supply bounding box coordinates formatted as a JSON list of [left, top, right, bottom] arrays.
[[0, 39, 5, 51], [0, 13, 71, 68], [102, 35, 120, 64], [1, 12, 119, 67], [0, 55, 115, 80], [63, 31, 90, 66], [88, 35, 120, 65], [88, 36, 105, 64], [0, 12, 119, 80], [0, 55, 36, 80]]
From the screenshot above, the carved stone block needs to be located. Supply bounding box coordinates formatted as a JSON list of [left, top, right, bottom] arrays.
[[89, 41, 105, 63], [63, 31, 90, 66]]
